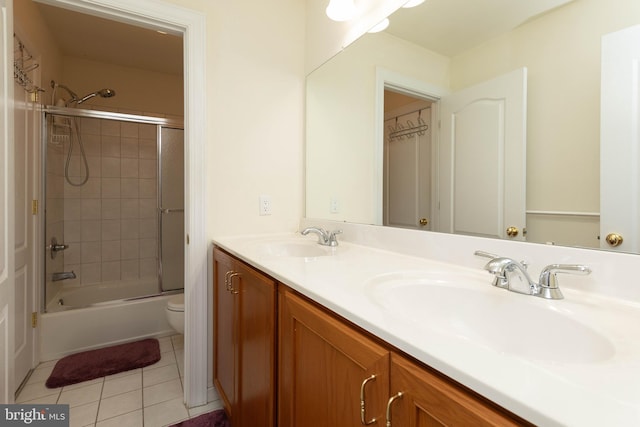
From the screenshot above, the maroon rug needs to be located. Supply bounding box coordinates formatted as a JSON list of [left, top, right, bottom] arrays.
[[45, 338, 161, 388], [170, 410, 230, 427]]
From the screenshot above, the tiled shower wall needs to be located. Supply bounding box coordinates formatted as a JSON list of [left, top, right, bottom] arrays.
[[54, 116, 159, 286]]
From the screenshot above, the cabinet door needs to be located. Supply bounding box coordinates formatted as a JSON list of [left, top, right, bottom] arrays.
[[388, 353, 527, 427], [236, 260, 276, 427], [213, 249, 237, 418], [279, 289, 389, 427]]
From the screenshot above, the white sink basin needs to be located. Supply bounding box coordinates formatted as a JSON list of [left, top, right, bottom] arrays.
[[365, 271, 615, 363], [254, 240, 336, 258]]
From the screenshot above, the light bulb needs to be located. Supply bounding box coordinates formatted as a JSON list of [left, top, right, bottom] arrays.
[[326, 0, 357, 21], [402, 0, 425, 8], [368, 18, 389, 33]]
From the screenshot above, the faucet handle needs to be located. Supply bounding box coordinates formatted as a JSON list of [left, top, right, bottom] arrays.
[[474, 250, 500, 259], [539, 264, 591, 287], [327, 229, 342, 247], [537, 264, 591, 299]]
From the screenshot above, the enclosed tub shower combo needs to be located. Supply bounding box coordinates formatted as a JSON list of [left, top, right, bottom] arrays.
[[40, 96, 185, 360]]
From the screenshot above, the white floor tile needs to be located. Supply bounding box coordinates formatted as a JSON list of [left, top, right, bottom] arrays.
[[103, 372, 142, 398], [187, 400, 223, 418], [142, 364, 179, 387], [156, 337, 174, 354], [143, 378, 183, 407], [59, 382, 104, 408], [170, 335, 183, 351], [63, 377, 103, 391], [16, 382, 61, 403], [27, 364, 56, 384], [143, 397, 189, 427], [69, 401, 99, 427], [151, 351, 176, 370], [17, 393, 61, 405], [96, 409, 143, 427], [98, 389, 143, 421], [106, 368, 142, 381], [175, 350, 184, 378]]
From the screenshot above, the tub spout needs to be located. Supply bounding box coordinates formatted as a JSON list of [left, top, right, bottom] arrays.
[[52, 271, 76, 281]]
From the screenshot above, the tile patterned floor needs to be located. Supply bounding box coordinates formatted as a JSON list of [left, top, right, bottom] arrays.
[[15, 335, 224, 427]]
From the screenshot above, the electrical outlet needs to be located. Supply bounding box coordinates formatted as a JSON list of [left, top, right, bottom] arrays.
[[330, 196, 339, 213], [259, 195, 272, 215]]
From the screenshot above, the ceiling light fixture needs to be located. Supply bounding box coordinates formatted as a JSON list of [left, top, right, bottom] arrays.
[[326, 0, 357, 21], [402, 0, 425, 8], [368, 18, 389, 33]]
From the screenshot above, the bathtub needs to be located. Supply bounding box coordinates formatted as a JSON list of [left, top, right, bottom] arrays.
[[45, 278, 162, 312], [40, 279, 181, 361]]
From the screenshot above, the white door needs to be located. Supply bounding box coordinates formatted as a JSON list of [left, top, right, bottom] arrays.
[[439, 68, 527, 240], [0, 0, 17, 404], [13, 61, 37, 388], [600, 25, 640, 252], [384, 102, 432, 229]]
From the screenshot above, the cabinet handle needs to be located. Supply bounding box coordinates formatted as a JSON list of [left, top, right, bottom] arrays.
[[224, 271, 233, 291], [359, 374, 377, 425], [228, 272, 240, 294], [385, 392, 403, 427]]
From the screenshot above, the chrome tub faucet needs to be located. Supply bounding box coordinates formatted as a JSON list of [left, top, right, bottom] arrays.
[[301, 227, 342, 247], [52, 271, 76, 282]]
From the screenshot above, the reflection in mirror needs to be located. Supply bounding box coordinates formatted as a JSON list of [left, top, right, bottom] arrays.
[[383, 92, 433, 231], [305, 0, 640, 254]]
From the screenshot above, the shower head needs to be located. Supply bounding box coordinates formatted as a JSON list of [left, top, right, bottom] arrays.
[[50, 81, 116, 106], [77, 88, 116, 104]]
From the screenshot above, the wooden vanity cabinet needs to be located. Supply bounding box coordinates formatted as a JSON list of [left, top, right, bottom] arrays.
[[278, 287, 389, 427], [389, 354, 527, 427], [278, 288, 530, 427], [213, 248, 276, 427]]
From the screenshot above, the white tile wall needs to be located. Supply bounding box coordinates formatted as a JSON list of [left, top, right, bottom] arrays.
[[59, 117, 159, 286]]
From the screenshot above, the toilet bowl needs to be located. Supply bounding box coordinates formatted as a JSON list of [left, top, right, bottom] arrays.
[[165, 293, 184, 334]]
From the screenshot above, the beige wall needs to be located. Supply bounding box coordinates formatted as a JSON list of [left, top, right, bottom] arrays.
[[60, 57, 183, 117], [13, 0, 63, 99], [157, 0, 306, 236]]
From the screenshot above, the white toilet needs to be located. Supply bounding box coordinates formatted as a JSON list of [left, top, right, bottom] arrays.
[[166, 293, 185, 334]]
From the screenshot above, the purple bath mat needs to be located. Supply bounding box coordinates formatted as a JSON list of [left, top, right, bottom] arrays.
[[170, 410, 230, 427], [45, 338, 160, 388]]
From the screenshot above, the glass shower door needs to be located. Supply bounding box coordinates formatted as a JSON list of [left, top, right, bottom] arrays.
[[159, 127, 184, 292]]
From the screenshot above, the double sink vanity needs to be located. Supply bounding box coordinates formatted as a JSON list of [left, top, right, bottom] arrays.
[[212, 220, 640, 426]]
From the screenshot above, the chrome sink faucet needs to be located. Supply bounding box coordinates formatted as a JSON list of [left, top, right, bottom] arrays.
[[301, 227, 342, 247], [474, 251, 591, 299]]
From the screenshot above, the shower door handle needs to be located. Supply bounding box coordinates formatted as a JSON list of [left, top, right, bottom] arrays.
[[160, 208, 184, 214]]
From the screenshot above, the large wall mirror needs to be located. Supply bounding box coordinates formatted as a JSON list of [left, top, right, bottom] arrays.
[[306, 0, 640, 254]]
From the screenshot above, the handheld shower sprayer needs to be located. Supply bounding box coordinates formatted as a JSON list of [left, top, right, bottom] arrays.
[[48, 80, 117, 187], [50, 80, 116, 107]]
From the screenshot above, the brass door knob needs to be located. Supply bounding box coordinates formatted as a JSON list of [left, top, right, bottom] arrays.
[[605, 233, 623, 247], [419, 218, 429, 226], [506, 226, 519, 237]]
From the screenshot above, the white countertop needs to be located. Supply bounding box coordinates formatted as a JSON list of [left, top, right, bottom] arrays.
[[213, 231, 640, 426]]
